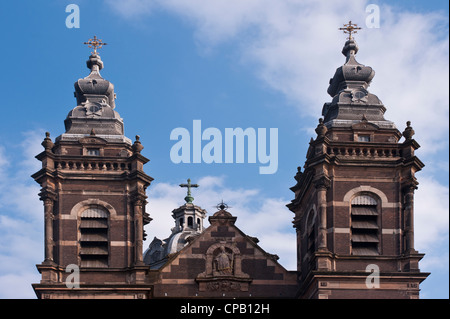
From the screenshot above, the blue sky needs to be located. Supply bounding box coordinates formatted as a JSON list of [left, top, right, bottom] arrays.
[[0, 0, 448, 298]]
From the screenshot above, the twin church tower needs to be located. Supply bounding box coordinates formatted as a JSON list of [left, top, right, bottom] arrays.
[[32, 25, 429, 299]]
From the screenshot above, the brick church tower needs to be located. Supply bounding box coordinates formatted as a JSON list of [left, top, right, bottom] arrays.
[[287, 25, 429, 299], [32, 39, 154, 298], [31, 29, 430, 299]]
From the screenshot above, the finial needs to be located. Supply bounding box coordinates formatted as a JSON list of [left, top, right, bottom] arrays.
[[41, 132, 54, 151], [215, 200, 230, 211], [84, 35, 107, 55], [179, 178, 199, 203], [339, 21, 362, 40], [132, 135, 144, 154], [315, 118, 328, 138], [84, 36, 106, 72], [402, 121, 415, 141]]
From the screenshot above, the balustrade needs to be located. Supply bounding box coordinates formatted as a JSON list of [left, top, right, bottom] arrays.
[[55, 161, 131, 171]]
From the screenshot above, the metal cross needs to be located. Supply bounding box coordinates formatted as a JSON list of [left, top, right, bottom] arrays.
[[216, 200, 230, 211], [179, 178, 199, 203], [84, 36, 107, 54], [339, 21, 362, 39]]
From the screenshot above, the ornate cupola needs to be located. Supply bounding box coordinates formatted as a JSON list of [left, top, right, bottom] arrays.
[[62, 36, 126, 140], [144, 179, 207, 268], [288, 22, 429, 299], [323, 23, 393, 129]]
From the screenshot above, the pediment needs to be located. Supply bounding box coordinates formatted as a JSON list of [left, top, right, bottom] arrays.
[[352, 120, 379, 131], [78, 136, 108, 145]]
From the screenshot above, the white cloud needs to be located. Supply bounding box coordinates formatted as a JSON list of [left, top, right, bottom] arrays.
[[0, 273, 40, 299], [106, 0, 448, 156], [0, 130, 45, 299], [104, 0, 155, 19], [414, 176, 449, 251]]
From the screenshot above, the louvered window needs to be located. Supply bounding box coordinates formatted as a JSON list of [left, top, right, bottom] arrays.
[[79, 206, 109, 267], [351, 195, 379, 255]]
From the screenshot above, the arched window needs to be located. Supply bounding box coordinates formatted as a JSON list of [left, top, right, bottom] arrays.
[[79, 206, 109, 267], [187, 216, 193, 228], [351, 194, 379, 255]]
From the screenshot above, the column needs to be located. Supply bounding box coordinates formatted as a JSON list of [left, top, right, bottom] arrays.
[[313, 176, 332, 272], [314, 177, 330, 252], [43, 198, 55, 264], [133, 199, 144, 265], [404, 184, 417, 253]]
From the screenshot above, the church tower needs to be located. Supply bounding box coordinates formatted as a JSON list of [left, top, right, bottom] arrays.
[[287, 23, 429, 299], [32, 37, 154, 299]]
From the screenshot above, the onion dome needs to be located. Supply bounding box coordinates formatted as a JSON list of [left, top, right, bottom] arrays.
[[321, 33, 394, 128], [62, 50, 126, 139], [327, 38, 375, 97], [73, 53, 116, 109]]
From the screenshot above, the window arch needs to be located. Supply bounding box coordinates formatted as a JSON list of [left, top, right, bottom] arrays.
[[79, 205, 109, 267], [350, 193, 380, 255]]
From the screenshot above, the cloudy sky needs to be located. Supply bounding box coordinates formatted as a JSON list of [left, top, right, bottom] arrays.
[[0, 0, 448, 298]]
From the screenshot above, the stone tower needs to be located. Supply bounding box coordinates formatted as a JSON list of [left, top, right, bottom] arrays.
[[32, 44, 154, 299], [287, 32, 429, 299]]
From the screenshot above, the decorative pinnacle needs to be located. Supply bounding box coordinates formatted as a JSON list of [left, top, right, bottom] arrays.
[[179, 178, 199, 203], [315, 118, 328, 138], [216, 200, 230, 211], [41, 132, 54, 151], [339, 21, 362, 40], [132, 135, 144, 154], [84, 35, 107, 55], [402, 121, 415, 141]]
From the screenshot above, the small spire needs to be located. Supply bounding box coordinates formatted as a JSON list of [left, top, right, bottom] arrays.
[[339, 21, 361, 58], [179, 178, 199, 203], [215, 200, 230, 211], [84, 36, 108, 55], [84, 36, 107, 73], [339, 21, 362, 40]]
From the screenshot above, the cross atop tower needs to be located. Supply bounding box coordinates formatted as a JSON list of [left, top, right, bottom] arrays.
[[179, 178, 199, 203], [339, 21, 362, 39], [216, 200, 230, 211], [84, 35, 108, 55]]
